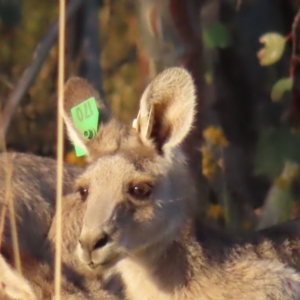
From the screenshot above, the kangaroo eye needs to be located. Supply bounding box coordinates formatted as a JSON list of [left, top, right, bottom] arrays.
[[129, 183, 152, 200], [77, 187, 89, 201]]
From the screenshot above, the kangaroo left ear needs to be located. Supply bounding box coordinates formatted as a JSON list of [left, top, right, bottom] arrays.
[[134, 67, 196, 155], [62, 77, 111, 158]]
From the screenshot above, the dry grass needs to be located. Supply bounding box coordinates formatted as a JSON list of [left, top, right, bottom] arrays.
[[54, 0, 66, 299]]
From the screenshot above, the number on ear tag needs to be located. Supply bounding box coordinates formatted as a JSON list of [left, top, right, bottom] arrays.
[[71, 97, 100, 157]]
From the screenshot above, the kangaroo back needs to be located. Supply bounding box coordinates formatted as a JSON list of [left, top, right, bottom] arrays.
[[0, 152, 82, 259]]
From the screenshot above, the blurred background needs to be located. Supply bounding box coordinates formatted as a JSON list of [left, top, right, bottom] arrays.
[[1, 0, 300, 231]]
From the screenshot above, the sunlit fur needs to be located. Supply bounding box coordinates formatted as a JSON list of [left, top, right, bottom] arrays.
[[0, 243, 117, 300], [0, 154, 118, 299], [63, 67, 300, 300], [0, 152, 81, 259], [1, 68, 300, 299]]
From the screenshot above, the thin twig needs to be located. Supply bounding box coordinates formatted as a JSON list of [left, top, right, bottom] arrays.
[[80, 0, 105, 99], [0, 205, 7, 249], [0, 0, 83, 135], [290, 8, 300, 77], [5, 154, 22, 275], [0, 74, 13, 90], [54, 0, 66, 298], [0, 120, 7, 247], [290, 7, 300, 123], [103, 46, 136, 77]]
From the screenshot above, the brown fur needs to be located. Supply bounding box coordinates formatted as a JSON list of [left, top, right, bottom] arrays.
[[0, 153, 120, 298], [60, 67, 300, 299], [3, 68, 300, 299], [46, 193, 124, 298], [0, 152, 82, 259], [0, 244, 117, 300]]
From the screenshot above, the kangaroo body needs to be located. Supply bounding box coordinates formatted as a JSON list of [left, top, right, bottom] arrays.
[[0, 155, 120, 299], [59, 67, 300, 299], [118, 223, 300, 300], [2, 68, 300, 299], [0, 243, 117, 300], [0, 152, 82, 259]]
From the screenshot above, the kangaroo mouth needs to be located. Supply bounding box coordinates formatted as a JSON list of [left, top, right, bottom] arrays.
[[88, 253, 122, 270]]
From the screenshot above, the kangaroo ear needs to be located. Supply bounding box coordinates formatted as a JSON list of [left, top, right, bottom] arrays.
[[63, 77, 110, 157], [134, 67, 196, 155]]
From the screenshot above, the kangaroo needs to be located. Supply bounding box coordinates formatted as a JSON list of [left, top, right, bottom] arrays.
[[0, 153, 123, 299], [0, 181, 122, 300], [0, 152, 83, 259], [0, 243, 118, 300], [2, 67, 300, 299], [55, 67, 300, 299], [46, 193, 124, 298], [0, 248, 37, 300], [0, 156, 122, 299]]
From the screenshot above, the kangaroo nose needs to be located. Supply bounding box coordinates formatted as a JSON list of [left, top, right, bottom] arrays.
[[79, 231, 110, 253]]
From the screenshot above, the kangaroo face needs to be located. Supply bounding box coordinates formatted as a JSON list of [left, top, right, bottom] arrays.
[[62, 68, 196, 271], [76, 141, 193, 269]]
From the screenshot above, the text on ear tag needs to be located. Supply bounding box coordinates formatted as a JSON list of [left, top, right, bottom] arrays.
[[71, 97, 100, 157]]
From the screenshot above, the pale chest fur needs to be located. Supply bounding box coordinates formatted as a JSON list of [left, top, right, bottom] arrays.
[[116, 257, 300, 300], [117, 259, 188, 300], [116, 258, 222, 300]]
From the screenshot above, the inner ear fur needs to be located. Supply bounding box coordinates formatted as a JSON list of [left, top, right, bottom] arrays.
[[136, 67, 196, 154]]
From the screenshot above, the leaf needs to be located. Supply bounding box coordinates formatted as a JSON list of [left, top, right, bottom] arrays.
[[257, 33, 286, 66], [204, 71, 213, 84], [256, 161, 298, 229], [255, 127, 300, 177], [202, 22, 232, 49], [271, 78, 293, 102]]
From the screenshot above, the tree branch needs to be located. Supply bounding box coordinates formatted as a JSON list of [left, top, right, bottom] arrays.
[[0, 0, 83, 135], [79, 0, 105, 100], [290, 7, 300, 125]]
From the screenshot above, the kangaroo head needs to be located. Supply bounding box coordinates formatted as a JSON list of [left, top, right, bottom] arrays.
[[63, 68, 196, 270]]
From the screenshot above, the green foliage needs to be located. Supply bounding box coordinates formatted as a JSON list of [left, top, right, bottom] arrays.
[[202, 21, 232, 49], [257, 33, 286, 66], [256, 161, 298, 229], [255, 127, 300, 178], [271, 77, 293, 102], [204, 71, 213, 84]]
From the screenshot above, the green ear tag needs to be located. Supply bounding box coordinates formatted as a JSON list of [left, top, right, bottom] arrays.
[[71, 97, 100, 157]]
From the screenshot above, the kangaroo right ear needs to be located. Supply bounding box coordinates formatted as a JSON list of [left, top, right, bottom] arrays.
[[134, 68, 196, 156], [63, 77, 110, 157]]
